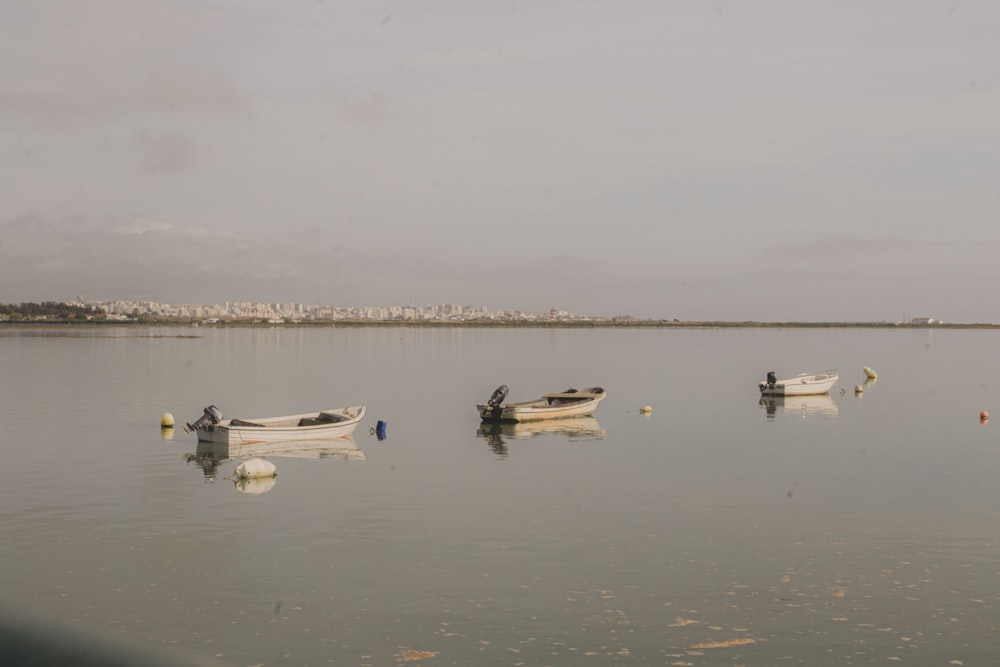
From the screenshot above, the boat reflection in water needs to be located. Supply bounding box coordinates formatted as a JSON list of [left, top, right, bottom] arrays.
[[185, 436, 365, 483], [759, 394, 839, 421], [476, 416, 606, 458]]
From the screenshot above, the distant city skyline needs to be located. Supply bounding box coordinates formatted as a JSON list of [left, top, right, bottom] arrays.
[[58, 296, 602, 322], [1, 296, 958, 325]]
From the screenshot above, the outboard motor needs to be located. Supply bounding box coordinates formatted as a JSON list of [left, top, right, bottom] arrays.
[[487, 385, 509, 419], [759, 371, 778, 393], [184, 405, 223, 433]]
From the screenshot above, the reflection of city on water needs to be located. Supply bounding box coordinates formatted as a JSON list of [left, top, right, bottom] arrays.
[[759, 394, 840, 420], [476, 416, 605, 458], [185, 436, 365, 485]]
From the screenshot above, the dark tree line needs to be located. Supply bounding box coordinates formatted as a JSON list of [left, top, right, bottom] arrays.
[[0, 302, 106, 319]]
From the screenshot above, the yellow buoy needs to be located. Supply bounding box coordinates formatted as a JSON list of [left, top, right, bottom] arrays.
[[640, 405, 653, 415], [161, 412, 175, 428], [863, 366, 877, 380], [855, 385, 864, 394]]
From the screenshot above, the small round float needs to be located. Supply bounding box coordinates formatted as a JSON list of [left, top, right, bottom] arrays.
[[235, 458, 277, 480]]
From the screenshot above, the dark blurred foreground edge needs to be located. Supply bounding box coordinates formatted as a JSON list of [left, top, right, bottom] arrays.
[[0, 606, 222, 667]]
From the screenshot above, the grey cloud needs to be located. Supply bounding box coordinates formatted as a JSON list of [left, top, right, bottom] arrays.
[[759, 236, 947, 260], [108, 219, 244, 241], [0, 2, 253, 130], [0, 215, 355, 303], [329, 88, 401, 124], [0, 92, 93, 130], [130, 132, 199, 174], [128, 68, 250, 116], [3, 212, 997, 323], [340, 252, 667, 316], [0, 73, 250, 133], [0, 213, 654, 313]]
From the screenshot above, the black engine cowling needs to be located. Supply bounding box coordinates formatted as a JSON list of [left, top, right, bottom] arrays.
[[184, 405, 223, 433], [488, 385, 509, 409], [486, 385, 509, 419]]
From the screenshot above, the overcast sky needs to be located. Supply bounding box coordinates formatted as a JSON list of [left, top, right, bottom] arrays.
[[1, 1, 998, 321]]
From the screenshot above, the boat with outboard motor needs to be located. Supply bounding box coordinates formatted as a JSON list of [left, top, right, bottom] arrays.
[[184, 404, 365, 444], [758, 370, 838, 396], [477, 385, 606, 422]]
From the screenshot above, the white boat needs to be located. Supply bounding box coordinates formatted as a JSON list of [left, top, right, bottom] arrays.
[[758, 370, 838, 396], [184, 405, 366, 444], [477, 385, 606, 422]]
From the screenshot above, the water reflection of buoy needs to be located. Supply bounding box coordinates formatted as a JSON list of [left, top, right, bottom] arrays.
[[640, 405, 653, 415], [236, 476, 277, 495], [160, 426, 175, 440]]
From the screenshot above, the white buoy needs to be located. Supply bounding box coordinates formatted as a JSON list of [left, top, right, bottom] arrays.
[[235, 458, 277, 480], [863, 366, 877, 380], [640, 405, 653, 415], [161, 412, 175, 428]]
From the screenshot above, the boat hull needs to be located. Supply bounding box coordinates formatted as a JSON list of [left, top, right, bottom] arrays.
[[194, 406, 366, 445], [759, 372, 838, 396], [478, 387, 605, 422]]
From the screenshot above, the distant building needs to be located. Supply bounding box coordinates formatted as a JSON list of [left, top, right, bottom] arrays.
[[910, 317, 938, 325]]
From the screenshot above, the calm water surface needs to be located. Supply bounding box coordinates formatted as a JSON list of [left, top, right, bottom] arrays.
[[2, 326, 1000, 665]]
